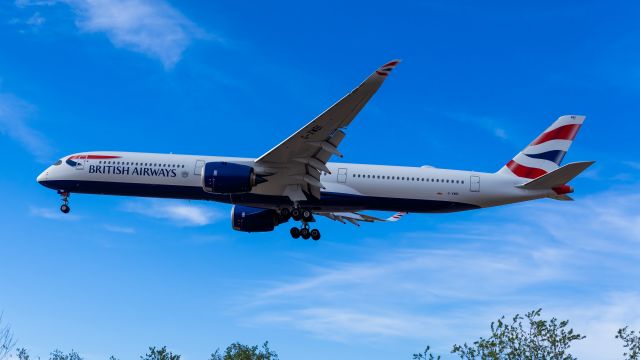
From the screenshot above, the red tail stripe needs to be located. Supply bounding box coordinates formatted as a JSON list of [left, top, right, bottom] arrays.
[[69, 155, 121, 160], [506, 160, 548, 179], [376, 70, 388, 76], [530, 124, 581, 146], [382, 61, 399, 67]]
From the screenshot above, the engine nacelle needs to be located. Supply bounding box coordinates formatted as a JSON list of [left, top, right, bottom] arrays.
[[231, 205, 284, 232], [201, 162, 263, 194]]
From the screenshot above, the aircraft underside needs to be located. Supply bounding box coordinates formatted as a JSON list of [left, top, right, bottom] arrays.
[[40, 179, 480, 213]]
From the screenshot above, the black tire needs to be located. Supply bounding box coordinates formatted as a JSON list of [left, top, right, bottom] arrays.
[[300, 228, 310, 240], [302, 209, 312, 221], [310, 229, 320, 241], [291, 208, 302, 221], [280, 208, 291, 222], [290, 227, 300, 239], [60, 204, 70, 214]]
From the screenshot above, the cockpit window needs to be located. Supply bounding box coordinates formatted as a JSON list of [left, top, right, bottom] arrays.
[[53, 159, 62, 166]]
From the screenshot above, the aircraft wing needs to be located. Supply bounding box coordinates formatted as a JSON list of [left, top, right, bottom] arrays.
[[316, 211, 407, 226], [255, 60, 400, 200]]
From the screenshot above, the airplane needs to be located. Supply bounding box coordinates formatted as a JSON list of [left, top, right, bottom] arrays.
[[37, 60, 594, 241]]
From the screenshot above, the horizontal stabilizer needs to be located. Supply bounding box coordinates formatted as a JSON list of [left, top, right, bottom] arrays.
[[518, 161, 595, 190], [549, 194, 574, 201]]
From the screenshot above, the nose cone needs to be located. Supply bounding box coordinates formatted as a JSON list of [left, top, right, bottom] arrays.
[[37, 170, 47, 184]]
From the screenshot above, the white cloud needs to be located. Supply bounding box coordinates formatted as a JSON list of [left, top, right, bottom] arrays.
[[14, 0, 58, 7], [17, 0, 206, 68], [29, 206, 80, 220], [122, 199, 223, 226], [447, 112, 511, 141], [0, 93, 53, 163], [554, 292, 640, 360], [242, 188, 640, 356], [103, 224, 136, 233], [26, 11, 45, 26]]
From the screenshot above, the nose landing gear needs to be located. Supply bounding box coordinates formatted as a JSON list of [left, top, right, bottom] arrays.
[[58, 190, 71, 214]]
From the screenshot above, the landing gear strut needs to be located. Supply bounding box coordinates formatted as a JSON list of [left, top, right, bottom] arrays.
[[287, 205, 321, 241], [58, 190, 71, 214]]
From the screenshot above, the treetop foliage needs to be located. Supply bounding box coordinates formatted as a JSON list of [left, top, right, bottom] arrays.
[[141, 346, 181, 360], [451, 309, 585, 360], [210, 341, 278, 360], [617, 326, 640, 360]]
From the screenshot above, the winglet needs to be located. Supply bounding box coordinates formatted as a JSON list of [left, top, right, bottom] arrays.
[[386, 212, 407, 222], [375, 59, 401, 77]]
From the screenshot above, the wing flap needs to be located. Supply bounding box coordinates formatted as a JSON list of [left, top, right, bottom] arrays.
[[317, 211, 407, 226]]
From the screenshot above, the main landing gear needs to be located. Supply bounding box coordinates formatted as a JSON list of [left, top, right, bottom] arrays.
[[285, 206, 320, 241], [290, 225, 321, 241], [58, 190, 71, 214]]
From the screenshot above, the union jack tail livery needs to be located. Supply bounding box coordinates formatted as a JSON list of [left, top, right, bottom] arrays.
[[498, 115, 585, 179]]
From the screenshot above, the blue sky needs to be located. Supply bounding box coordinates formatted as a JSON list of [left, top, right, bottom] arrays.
[[1, 0, 639, 359]]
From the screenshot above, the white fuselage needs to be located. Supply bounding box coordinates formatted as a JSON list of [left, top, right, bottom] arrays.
[[37, 151, 555, 213]]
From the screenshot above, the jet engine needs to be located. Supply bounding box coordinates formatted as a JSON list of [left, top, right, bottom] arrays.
[[231, 205, 286, 232], [201, 162, 266, 194]]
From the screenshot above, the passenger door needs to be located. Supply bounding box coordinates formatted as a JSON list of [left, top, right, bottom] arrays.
[[194, 160, 205, 176], [337, 168, 347, 183], [470, 175, 480, 192]]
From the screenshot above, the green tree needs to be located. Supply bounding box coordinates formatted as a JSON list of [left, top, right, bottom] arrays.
[[617, 326, 640, 360], [0, 314, 15, 360], [49, 349, 83, 360], [16, 348, 30, 360], [209, 341, 278, 360], [413, 346, 441, 360], [450, 309, 585, 360], [141, 346, 180, 360]]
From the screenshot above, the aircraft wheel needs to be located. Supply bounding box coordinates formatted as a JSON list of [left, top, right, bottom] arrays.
[[60, 204, 70, 214], [310, 229, 320, 241], [300, 228, 310, 240], [290, 227, 300, 239], [302, 209, 313, 221], [291, 208, 302, 221], [280, 208, 291, 222]]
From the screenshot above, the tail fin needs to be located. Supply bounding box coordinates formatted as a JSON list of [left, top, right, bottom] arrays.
[[497, 115, 585, 179]]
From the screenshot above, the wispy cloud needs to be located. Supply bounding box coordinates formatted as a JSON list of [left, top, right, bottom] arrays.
[[103, 224, 136, 234], [122, 199, 223, 226], [29, 206, 80, 220], [16, 0, 207, 68], [446, 112, 510, 141], [622, 160, 640, 170], [242, 188, 640, 355], [0, 93, 53, 163]]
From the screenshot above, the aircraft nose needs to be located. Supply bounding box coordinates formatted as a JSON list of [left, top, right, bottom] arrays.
[[37, 170, 47, 184]]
